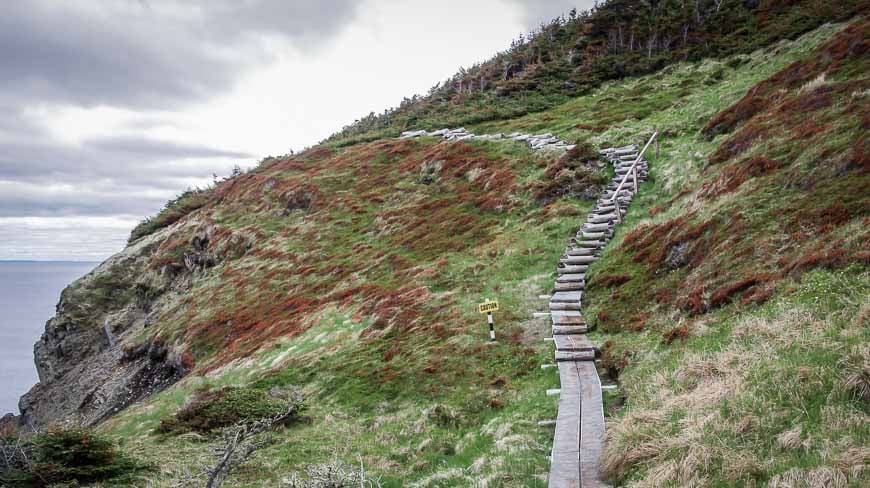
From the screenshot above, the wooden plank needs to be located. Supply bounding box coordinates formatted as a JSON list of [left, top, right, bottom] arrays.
[[578, 361, 608, 488], [549, 362, 581, 487]]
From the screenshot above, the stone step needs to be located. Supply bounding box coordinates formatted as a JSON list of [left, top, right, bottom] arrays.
[[557, 265, 587, 274]]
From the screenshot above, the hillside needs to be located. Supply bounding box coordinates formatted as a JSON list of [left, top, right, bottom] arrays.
[[327, 0, 867, 146], [4, 2, 868, 487]]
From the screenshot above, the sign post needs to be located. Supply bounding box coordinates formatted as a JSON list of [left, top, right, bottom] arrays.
[[478, 299, 499, 341]]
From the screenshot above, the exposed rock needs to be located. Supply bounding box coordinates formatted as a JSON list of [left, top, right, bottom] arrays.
[[18, 226, 192, 429], [418, 159, 445, 185], [283, 186, 320, 214], [666, 241, 691, 269], [0, 413, 19, 436]]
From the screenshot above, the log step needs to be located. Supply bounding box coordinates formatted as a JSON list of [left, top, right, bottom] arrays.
[[549, 302, 582, 311], [551, 291, 582, 303], [587, 214, 617, 224], [561, 255, 597, 265], [576, 241, 604, 248], [556, 273, 585, 283], [552, 325, 588, 334], [581, 223, 612, 232], [554, 281, 584, 292], [555, 350, 595, 362], [554, 336, 594, 352], [557, 265, 587, 274]]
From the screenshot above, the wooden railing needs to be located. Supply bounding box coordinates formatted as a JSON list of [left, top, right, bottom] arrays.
[[610, 131, 658, 222]]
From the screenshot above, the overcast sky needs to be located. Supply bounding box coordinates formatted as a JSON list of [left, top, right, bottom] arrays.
[[0, 0, 590, 261]]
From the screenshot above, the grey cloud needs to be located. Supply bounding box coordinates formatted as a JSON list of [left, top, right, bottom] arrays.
[[84, 136, 253, 159], [0, 0, 361, 109], [0, 118, 252, 225], [502, 1, 596, 28], [0, 185, 169, 218], [0, 133, 251, 183]]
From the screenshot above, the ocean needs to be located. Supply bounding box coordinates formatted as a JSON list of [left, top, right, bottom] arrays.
[[0, 261, 97, 415]]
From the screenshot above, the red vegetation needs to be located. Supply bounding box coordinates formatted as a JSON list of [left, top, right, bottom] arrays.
[[709, 273, 776, 310], [595, 274, 632, 287], [700, 155, 782, 198], [662, 323, 691, 345]]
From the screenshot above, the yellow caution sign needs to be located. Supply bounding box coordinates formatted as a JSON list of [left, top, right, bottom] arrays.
[[478, 299, 499, 314]]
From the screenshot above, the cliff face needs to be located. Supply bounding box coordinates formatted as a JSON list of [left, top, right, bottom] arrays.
[[18, 228, 192, 428]]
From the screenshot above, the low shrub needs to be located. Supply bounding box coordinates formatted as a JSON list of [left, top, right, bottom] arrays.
[[0, 428, 147, 487], [157, 386, 305, 435]]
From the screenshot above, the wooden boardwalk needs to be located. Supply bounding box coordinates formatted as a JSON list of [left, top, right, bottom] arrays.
[[545, 143, 651, 487]]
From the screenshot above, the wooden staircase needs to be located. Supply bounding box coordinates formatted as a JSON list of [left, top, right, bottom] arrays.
[[546, 134, 656, 487]]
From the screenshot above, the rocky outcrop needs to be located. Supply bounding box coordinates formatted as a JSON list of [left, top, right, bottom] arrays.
[[11, 219, 251, 429]]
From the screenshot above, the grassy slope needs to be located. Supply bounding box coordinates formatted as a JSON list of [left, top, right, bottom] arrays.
[[474, 18, 869, 487], [102, 139, 604, 486], [96, 20, 868, 487], [585, 20, 870, 486]]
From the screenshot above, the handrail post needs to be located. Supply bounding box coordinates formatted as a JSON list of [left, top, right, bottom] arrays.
[[632, 165, 638, 193], [610, 131, 658, 204]]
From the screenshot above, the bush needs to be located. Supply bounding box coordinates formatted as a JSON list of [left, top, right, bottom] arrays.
[[0, 428, 147, 487], [281, 461, 382, 488], [158, 386, 305, 435], [129, 188, 212, 243]]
